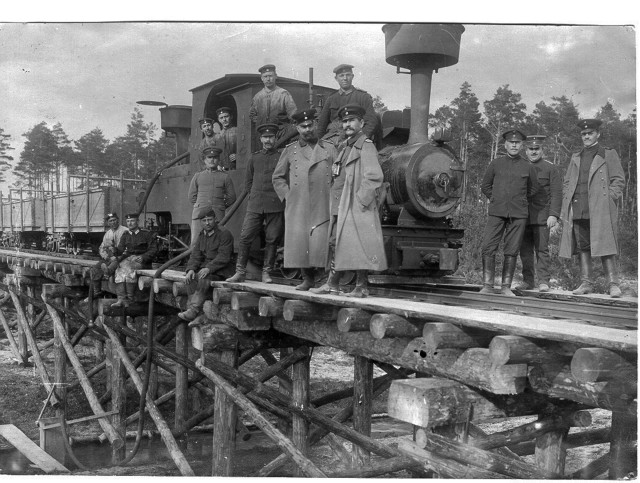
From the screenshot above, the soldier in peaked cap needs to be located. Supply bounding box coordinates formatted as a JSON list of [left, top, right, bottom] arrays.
[[178, 208, 235, 321], [188, 145, 236, 245], [557, 119, 625, 297], [197, 116, 217, 168], [272, 109, 337, 290], [214, 107, 237, 170], [309, 103, 387, 298], [83, 212, 128, 303], [226, 123, 285, 284], [249, 64, 298, 150], [317, 63, 380, 146], [479, 128, 539, 296], [515, 134, 562, 293]]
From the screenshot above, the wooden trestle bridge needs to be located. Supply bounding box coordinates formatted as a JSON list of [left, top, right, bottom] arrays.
[[0, 247, 636, 478]]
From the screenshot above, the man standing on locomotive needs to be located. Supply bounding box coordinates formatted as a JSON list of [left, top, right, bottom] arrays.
[[312, 104, 387, 297], [317, 64, 380, 146], [188, 145, 236, 246], [557, 119, 625, 298], [249, 64, 298, 148], [111, 213, 158, 308], [178, 209, 234, 321], [83, 212, 128, 303], [516, 135, 562, 293], [226, 123, 285, 284], [197, 116, 217, 168], [479, 129, 539, 296], [214, 107, 237, 171], [272, 108, 336, 291]]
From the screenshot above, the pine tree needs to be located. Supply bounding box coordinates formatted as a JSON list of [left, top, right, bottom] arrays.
[[0, 127, 15, 185]]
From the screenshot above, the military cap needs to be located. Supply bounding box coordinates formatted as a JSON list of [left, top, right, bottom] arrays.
[[200, 208, 218, 220], [257, 123, 279, 136], [501, 129, 526, 141], [577, 119, 602, 132], [105, 212, 119, 220], [526, 135, 547, 147], [292, 109, 317, 125], [199, 117, 214, 125], [338, 104, 366, 121], [216, 107, 232, 117], [333, 63, 354, 74], [125, 213, 139, 220], [202, 146, 223, 157], [258, 64, 276, 74]]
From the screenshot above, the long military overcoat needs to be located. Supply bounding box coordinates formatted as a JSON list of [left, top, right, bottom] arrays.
[[272, 139, 334, 267], [333, 134, 388, 272], [559, 146, 625, 258]]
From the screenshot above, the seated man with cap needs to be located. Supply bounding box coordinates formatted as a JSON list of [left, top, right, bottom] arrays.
[[249, 64, 298, 149], [188, 145, 236, 246], [226, 123, 285, 284], [178, 208, 234, 321], [516, 134, 562, 293], [214, 107, 238, 171], [83, 212, 128, 302], [317, 64, 380, 145], [313, 104, 387, 297], [558, 118, 625, 298], [111, 213, 158, 308], [272, 108, 337, 291], [197, 116, 217, 169], [479, 129, 539, 296]]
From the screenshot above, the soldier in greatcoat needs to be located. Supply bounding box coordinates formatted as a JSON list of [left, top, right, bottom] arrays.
[[196, 116, 217, 169], [226, 123, 285, 283], [188, 146, 236, 245], [214, 107, 237, 171], [313, 104, 387, 297], [479, 129, 539, 296], [272, 109, 335, 291], [516, 135, 562, 292], [557, 119, 625, 298]]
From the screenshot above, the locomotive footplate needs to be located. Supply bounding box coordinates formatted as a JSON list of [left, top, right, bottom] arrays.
[[382, 225, 463, 274]]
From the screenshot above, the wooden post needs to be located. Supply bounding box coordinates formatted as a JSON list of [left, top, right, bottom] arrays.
[[534, 428, 568, 476], [609, 411, 637, 479], [353, 355, 373, 466], [175, 320, 189, 446], [292, 346, 311, 477], [106, 317, 126, 464], [0, 308, 27, 364], [279, 347, 293, 435], [211, 348, 238, 476], [51, 302, 69, 466]]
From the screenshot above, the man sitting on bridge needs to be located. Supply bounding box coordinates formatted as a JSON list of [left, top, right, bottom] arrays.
[[178, 209, 235, 321]]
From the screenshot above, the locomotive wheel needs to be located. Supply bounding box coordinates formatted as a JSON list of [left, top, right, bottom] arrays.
[[339, 271, 356, 285], [280, 268, 300, 280]]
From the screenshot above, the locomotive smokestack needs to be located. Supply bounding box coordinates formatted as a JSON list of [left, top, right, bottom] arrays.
[[382, 24, 465, 145]]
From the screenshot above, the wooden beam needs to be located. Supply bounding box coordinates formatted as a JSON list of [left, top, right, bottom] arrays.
[[292, 346, 311, 476], [489, 335, 577, 365], [422, 322, 494, 351], [337, 308, 372, 332], [231, 291, 261, 310], [258, 296, 284, 317], [571, 347, 637, 383], [212, 287, 233, 305], [353, 355, 373, 466], [370, 313, 422, 339], [211, 348, 238, 476], [0, 424, 69, 473], [283, 299, 339, 322], [609, 411, 637, 479]]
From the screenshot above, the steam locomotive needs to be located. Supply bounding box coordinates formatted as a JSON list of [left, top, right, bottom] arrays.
[[0, 24, 466, 281]]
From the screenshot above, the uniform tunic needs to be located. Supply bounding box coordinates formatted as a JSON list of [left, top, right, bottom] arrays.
[[317, 87, 379, 142], [480, 154, 539, 257], [115, 228, 158, 266], [189, 168, 237, 221], [214, 126, 237, 171], [519, 158, 562, 285], [249, 86, 297, 127], [197, 135, 217, 169], [273, 138, 334, 268], [90, 225, 129, 284]]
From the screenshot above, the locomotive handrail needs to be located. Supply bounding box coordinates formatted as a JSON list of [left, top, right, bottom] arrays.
[[136, 151, 190, 217]]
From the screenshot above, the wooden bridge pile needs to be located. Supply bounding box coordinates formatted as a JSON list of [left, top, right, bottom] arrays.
[[0, 248, 637, 478]]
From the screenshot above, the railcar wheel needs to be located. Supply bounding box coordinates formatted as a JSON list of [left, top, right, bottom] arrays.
[[280, 268, 300, 280]]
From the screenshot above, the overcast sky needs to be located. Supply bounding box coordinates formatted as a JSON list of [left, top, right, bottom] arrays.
[[0, 4, 637, 190]]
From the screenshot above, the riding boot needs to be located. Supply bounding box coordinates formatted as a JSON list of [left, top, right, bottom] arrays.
[[125, 282, 137, 304], [111, 283, 129, 308], [602, 255, 622, 298], [262, 244, 277, 284], [572, 251, 594, 295], [478, 256, 495, 294], [500, 255, 517, 296], [178, 285, 206, 321], [310, 261, 340, 294], [346, 270, 369, 298], [226, 245, 250, 283], [295, 268, 316, 291]]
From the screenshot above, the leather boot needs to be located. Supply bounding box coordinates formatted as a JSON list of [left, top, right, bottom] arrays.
[[310, 262, 340, 294], [262, 244, 276, 284], [500, 255, 517, 296], [572, 251, 593, 295], [125, 282, 137, 304], [179, 287, 206, 321], [226, 245, 249, 283], [478, 256, 495, 294], [602, 255, 622, 298], [346, 270, 369, 298], [295, 268, 316, 291], [111, 283, 129, 308]]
